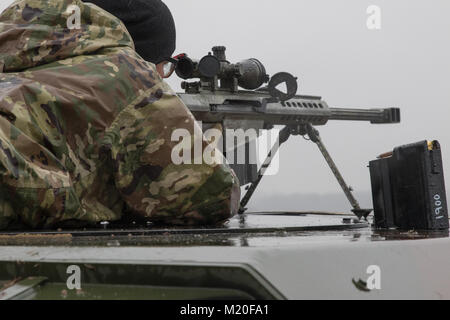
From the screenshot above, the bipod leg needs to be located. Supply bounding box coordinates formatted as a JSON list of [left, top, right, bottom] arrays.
[[239, 126, 292, 214], [305, 124, 372, 219]]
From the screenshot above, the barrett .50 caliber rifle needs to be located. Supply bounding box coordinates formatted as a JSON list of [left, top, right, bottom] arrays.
[[174, 46, 401, 219]]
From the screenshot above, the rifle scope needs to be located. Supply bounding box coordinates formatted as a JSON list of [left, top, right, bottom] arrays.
[[175, 46, 269, 91]]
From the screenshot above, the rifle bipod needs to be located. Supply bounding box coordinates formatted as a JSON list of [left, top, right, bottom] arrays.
[[239, 124, 372, 219]]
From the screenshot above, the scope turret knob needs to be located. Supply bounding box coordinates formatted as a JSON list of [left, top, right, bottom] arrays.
[[212, 46, 227, 61]]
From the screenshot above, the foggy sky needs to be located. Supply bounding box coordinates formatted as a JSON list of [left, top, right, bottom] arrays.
[[1, 0, 449, 212]]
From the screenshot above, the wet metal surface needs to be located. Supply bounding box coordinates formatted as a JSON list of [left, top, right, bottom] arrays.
[[1, 212, 450, 300], [0, 212, 447, 247]]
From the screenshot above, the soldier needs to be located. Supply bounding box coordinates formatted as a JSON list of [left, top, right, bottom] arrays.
[[0, 0, 240, 229]]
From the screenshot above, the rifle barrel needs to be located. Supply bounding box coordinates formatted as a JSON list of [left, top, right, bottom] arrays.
[[179, 92, 400, 125], [329, 107, 400, 124]]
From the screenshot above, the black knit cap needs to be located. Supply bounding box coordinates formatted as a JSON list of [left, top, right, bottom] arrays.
[[87, 0, 176, 64]]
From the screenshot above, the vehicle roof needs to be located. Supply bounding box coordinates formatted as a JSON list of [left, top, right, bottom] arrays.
[[0, 212, 446, 247]]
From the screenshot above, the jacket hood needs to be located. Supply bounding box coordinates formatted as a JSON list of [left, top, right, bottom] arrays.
[[0, 0, 134, 72]]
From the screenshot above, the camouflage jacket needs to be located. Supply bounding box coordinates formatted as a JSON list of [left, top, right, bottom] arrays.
[[0, 0, 240, 229]]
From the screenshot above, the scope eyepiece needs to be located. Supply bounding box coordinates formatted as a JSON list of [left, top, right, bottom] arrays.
[[175, 54, 222, 80], [175, 55, 196, 79]]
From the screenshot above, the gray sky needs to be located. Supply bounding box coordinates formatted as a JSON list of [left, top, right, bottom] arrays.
[[2, 0, 450, 211]]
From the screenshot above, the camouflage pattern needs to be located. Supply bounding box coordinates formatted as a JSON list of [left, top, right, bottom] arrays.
[[0, 0, 240, 229]]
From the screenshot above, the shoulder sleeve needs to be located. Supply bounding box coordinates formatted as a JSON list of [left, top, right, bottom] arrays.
[[107, 79, 240, 226]]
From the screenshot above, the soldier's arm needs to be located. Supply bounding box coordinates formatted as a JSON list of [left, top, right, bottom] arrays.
[[105, 80, 240, 226]]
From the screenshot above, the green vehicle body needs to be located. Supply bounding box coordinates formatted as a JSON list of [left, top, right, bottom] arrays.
[[1, 212, 449, 300]]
